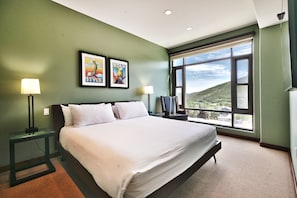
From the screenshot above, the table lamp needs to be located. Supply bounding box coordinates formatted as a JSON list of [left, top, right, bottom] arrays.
[[21, 78, 40, 133], [144, 85, 154, 113]]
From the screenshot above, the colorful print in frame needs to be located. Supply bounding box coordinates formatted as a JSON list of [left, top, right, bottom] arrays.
[[109, 58, 129, 88], [80, 51, 106, 87]]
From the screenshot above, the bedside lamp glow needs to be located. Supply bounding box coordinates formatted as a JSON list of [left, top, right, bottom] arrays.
[[144, 86, 154, 113], [21, 78, 40, 133]]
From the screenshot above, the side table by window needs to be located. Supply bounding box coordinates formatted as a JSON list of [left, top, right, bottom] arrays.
[[9, 130, 56, 186], [162, 113, 188, 121], [149, 112, 163, 117], [149, 112, 188, 121]]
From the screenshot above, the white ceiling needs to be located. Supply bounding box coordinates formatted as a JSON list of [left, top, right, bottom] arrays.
[[51, 0, 288, 49]]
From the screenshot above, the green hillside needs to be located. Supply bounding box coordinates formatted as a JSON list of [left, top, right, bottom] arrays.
[[186, 81, 231, 109]]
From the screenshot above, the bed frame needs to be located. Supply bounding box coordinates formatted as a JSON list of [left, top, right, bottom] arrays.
[[52, 103, 221, 197]]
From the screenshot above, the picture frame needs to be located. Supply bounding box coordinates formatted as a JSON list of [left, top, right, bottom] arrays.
[[109, 58, 129, 88], [79, 51, 107, 87]]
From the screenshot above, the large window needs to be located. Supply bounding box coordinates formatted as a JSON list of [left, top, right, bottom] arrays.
[[171, 39, 253, 130]]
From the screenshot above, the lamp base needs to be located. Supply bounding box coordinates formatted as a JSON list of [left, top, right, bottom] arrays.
[[25, 127, 38, 133]]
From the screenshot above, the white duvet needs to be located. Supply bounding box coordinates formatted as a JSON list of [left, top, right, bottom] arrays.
[[60, 116, 217, 198]]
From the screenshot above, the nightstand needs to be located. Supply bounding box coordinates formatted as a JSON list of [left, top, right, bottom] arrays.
[[149, 112, 188, 121], [9, 130, 56, 186]]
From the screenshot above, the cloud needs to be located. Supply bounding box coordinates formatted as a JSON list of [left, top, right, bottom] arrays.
[[186, 61, 231, 79], [185, 61, 231, 93]]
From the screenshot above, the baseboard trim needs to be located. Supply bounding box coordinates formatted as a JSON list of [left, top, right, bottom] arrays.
[[259, 142, 289, 152], [0, 152, 60, 173], [217, 130, 289, 152], [217, 130, 260, 142]]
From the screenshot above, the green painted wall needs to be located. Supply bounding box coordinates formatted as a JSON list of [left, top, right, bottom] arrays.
[[259, 23, 290, 148], [0, 0, 169, 167]]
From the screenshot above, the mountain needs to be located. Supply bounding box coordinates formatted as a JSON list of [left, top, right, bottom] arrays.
[[186, 81, 231, 109]]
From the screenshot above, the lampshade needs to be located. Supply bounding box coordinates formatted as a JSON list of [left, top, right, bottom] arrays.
[[21, 78, 41, 95], [144, 86, 154, 94]]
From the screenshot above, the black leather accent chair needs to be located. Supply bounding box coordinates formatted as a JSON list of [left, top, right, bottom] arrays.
[[160, 96, 188, 121]]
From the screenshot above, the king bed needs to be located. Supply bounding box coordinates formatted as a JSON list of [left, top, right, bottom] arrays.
[[52, 101, 221, 198]]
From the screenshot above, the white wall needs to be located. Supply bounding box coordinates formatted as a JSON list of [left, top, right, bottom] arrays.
[[290, 89, 297, 180]]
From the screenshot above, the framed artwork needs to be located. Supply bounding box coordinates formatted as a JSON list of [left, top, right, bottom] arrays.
[[109, 58, 129, 88], [80, 51, 107, 87]]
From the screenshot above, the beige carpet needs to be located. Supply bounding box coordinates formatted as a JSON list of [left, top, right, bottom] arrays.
[[169, 135, 296, 198]]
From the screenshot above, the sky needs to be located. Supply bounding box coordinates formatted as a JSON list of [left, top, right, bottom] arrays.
[[185, 60, 231, 93], [178, 42, 251, 93]]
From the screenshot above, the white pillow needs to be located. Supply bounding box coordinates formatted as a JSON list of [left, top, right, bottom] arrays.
[[115, 101, 149, 119], [69, 103, 115, 127], [60, 105, 72, 126]]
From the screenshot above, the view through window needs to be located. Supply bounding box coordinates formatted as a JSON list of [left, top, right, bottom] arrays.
[[171, 40, 253, 130]]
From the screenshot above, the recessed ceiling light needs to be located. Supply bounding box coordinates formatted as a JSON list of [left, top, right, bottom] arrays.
[[164, 10, 172, 15], [186, 27, 193, 31]]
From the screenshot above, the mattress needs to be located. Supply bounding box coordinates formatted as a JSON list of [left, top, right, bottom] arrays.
[[60, 116, 217, 198]]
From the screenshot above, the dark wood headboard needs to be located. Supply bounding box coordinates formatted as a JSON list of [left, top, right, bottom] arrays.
[[51, 104, 64, 144]]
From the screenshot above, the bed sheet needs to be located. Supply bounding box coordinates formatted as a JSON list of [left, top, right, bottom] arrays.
[[60, 116, 217, 198]]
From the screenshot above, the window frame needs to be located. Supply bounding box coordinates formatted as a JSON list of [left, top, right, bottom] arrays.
[[170, 38, 254, 131], [172, 66, 185, 107], [231, 54, 253, 115]]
